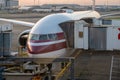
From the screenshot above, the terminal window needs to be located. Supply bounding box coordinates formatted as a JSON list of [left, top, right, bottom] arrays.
[[102, 20, 112, 25]]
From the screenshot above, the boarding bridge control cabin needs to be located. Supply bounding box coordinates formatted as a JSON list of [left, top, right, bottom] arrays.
[[0, 24, 13, 56], [60, 18, 120, 51]]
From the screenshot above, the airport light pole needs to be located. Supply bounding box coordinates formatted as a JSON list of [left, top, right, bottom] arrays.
[[34, 0, 35, 5], [38, 0, 39, 5], [92, 0, 95, 11], [106, 0, 108, 11]]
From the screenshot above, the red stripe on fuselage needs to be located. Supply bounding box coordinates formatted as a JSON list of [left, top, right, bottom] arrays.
[[57, 32, 65, 40], [27, 41, 67, 54]]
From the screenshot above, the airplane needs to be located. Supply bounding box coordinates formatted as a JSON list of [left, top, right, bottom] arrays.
[[0, 10, 101, 58]]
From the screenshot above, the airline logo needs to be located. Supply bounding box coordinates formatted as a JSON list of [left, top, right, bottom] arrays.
[[118, 28, 120, 40]]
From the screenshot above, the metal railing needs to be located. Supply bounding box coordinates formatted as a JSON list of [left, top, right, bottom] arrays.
[[109, 56, 120, 80]]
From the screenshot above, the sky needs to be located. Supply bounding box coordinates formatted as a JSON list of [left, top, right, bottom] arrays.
[[19, 0, 120, 6]]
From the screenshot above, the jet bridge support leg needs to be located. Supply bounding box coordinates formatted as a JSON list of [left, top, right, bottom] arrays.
[[70, 59, 75, 80], [0, 67, 5, 80]]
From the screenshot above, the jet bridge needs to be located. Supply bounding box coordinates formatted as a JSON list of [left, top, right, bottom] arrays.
[[60, 18, 120, 51]]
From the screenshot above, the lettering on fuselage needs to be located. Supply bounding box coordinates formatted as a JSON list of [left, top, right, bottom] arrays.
[[118, 28, 120, 40]]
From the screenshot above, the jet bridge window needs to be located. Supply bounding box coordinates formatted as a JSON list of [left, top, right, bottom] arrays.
[[102, 20, 112, 25]]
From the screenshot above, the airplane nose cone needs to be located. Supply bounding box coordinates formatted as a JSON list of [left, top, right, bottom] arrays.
[[27, 45, 36, 54], [27, 45, 40, 54]]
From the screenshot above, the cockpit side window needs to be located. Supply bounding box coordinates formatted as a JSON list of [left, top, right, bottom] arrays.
[[30, 34, 39, 40], [48, 34, 57, 40]]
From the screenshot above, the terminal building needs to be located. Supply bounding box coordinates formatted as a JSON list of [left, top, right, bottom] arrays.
[[0, 0, 18, 9]]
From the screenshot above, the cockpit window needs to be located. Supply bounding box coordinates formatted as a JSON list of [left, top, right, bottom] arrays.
[[29, 34, 58, 41], [30, 34, 39, 40], [48, 34, 57, 40], [39, 35, 48, 40]]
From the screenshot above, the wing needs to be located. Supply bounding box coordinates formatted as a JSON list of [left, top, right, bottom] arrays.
[[0, 18, 35, 27]]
